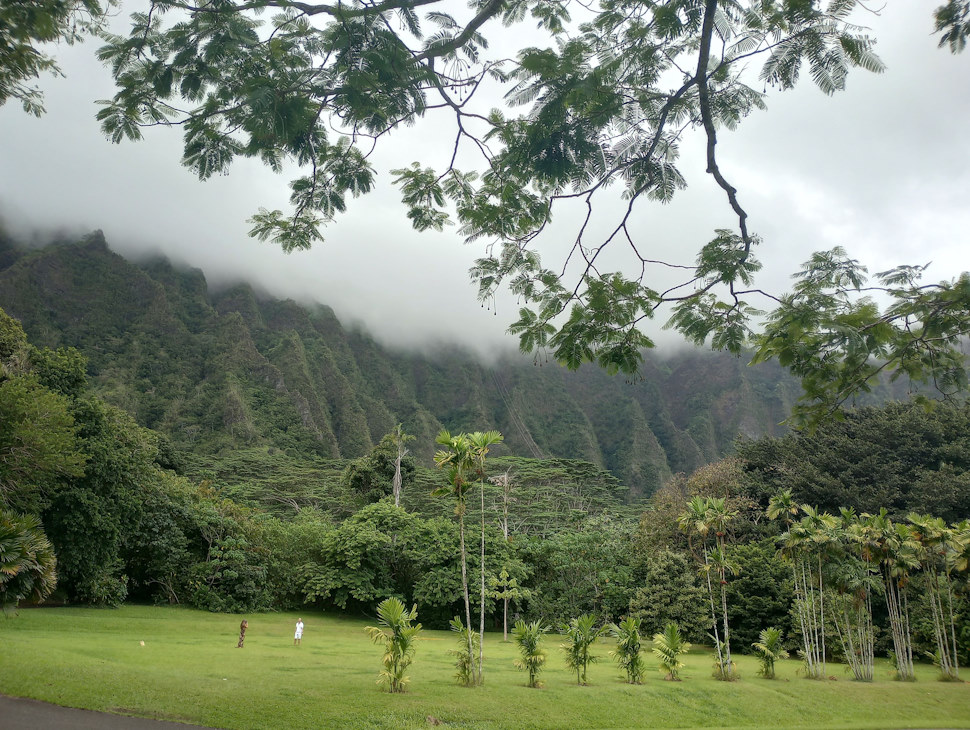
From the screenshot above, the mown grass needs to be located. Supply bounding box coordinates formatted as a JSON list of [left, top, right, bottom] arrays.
[[1, 605, 969, 729]]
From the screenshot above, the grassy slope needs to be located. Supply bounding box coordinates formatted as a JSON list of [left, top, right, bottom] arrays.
[[1, 606, 968, 730]]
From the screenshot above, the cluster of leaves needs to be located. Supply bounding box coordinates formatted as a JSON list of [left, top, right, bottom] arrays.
[[0, 0, 113, 115]]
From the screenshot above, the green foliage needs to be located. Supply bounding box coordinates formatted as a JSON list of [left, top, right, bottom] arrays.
[[0, 375, 84, 515], [0, 0, 113, 116], [738, 402, 970, 521], [342, 432, 416, 505], [652, 621, 691, 681], [725, 539, 795, 651], [559, 613, 604, 685], [448, 615, 480, 687], [85, 0, 970, 417], [512, 618, 548, 688], [365, 597, 422, 693], [628, 549, 709, 643], [523, 515, 636, 625], [0, 510, 57, 612], [608, 616, 645, 684], [752, 627, 789, 679]]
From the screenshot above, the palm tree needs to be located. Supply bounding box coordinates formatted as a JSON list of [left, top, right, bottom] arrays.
[[752, 627, 789, 679], [608, 616, 645, 684], [0, 510, 57, 613], [512, 619, 548, 688], [365, 598, 422, 693], [433, 430, 477, 684], [678, 497, 724, 672], [652, 621, 691, 681], [448, 615, 480, 686], [467, 429, 503, 684], [680, 496, 737, 680], [560, 613, 604, 685], [909, 513, 961, 680]]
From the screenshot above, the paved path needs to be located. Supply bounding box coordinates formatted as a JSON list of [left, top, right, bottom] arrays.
[[0, 694, 218, 730]]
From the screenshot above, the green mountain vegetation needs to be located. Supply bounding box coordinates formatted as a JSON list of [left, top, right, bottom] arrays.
[[0, 230, 809, 499], [2, 229, 968, 682]]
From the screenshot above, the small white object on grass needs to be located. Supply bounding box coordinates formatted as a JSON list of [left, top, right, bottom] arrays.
[[139, 641, 145, 646]]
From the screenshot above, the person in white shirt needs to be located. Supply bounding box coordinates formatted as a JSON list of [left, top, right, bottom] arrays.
[[294, 618, 304, 645]]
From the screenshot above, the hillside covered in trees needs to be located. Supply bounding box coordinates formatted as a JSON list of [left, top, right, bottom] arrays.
[[0, 230, 817, 498], [2, 227, 969, 682]]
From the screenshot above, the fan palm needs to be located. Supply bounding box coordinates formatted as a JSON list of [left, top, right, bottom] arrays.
[[0, 510, 57, 613]]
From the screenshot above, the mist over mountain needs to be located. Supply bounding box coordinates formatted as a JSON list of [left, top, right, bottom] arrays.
[[0, 229, 845, 497]]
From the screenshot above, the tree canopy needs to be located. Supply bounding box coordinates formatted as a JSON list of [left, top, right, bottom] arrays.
[[10, 0, 967, 423]]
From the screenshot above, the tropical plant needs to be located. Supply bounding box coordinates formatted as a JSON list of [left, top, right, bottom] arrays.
[[560, 613, 604, 685], [512, 618, 548, 688], [652, 622, 691, 681], [608, 617, 645, 685], [774, 503, 836, 680], [433, 430, 478, 683], [909, 513, 962, 680], [365, 597, 422, 693], [0, 510, 57, 613], [468, 429, 504, 684], [448, 615, 480, 687], [680, 496, 738, 680], [489, 568, 532, 642], [752, 627, 789, 679]]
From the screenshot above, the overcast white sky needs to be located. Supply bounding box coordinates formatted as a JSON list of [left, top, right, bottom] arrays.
[[0, 2, 967, 359]]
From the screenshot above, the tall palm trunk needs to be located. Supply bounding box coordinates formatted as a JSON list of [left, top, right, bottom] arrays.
[[702, 551, 724, 671], [719, 574, 732, 675], [479, 481, 486, 684], [458, 507, 476, 684]]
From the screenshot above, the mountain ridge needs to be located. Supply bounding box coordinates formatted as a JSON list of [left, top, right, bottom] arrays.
[[0, 229, 805, 497]]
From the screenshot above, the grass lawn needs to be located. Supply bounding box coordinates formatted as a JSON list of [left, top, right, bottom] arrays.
[[1, 605, 969, 729]]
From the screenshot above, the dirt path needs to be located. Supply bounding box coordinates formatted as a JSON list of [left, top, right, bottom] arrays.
[[0, 694, 218, 730]]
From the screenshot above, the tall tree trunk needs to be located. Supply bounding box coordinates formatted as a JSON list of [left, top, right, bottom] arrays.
[[479, 481, 486, 684], [458, 509, 475, 684]]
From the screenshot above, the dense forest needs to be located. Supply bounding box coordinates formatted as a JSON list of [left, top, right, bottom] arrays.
[[0, 230, 810, 498], [2, 232, 968, 678]]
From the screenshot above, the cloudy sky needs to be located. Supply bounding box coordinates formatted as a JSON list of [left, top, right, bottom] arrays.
[[0, 2, 967, 359]]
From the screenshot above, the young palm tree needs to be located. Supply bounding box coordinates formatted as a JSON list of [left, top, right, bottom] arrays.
[[512, 619, 548, 688], [365, 598, 422, 693], [652, 621, 691, 681], [560, 613, 604, 685], [608, 617, 645, 684], [448, 615, 480, 687], [752, 627, 789, 679]]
